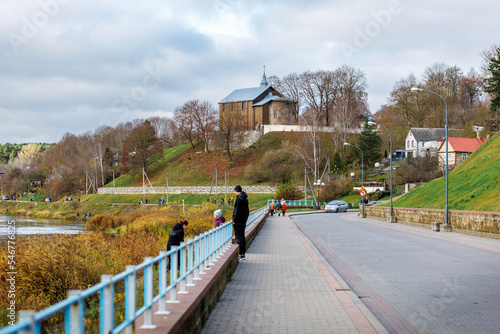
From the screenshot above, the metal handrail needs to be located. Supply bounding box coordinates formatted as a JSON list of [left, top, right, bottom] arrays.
[[0, 208, 267, 334], [267, 200, 325, 208]]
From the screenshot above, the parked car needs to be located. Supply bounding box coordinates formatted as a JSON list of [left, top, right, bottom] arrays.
[[366, 201, 381, 206], [325, 200, 348, 213], [2, 195, 9, 200]]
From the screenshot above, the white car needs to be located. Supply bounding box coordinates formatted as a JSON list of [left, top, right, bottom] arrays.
[[325, 200, 348, 213]]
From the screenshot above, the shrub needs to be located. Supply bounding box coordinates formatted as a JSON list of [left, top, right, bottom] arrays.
[[368, 190, 390, 201], [393, 156, 441, 185], [317, 177, 352, 202], [87, 213, 117, 231], [275, 183, 302, 200]]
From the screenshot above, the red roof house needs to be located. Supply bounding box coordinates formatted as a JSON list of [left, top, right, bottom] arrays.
[[437, 137, 488, 168]]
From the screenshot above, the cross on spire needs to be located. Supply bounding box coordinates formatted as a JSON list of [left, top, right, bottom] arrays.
[[260, 65, 268, 88]]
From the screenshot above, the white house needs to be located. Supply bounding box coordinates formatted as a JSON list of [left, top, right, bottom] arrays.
[[404, 128, 460, 158]]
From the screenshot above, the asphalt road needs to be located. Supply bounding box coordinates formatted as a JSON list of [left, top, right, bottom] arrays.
[[291, 211, 500, 334]]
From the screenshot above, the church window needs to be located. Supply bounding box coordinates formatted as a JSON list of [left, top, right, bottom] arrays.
[[242, 102, 246, 110], [273, 110, 278, 119]]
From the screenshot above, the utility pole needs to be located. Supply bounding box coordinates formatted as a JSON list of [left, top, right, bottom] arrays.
[[304, 167, 307, 205]]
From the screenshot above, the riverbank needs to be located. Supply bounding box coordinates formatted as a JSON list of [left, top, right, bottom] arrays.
[[0, 193, 271, 220]]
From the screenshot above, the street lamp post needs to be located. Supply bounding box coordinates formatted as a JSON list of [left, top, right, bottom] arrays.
[[411, 87, 450, 230], [368, 121, 394, 223], [344, 142, 365, 218]]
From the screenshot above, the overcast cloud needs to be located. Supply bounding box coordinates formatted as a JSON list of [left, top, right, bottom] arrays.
[[0, 0, 498, 143]]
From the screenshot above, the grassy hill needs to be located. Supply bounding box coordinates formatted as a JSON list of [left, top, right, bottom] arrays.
[[107, 132, 303, 188], [388, 132, 500, 212]]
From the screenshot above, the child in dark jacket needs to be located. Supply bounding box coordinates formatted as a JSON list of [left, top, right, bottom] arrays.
[[214, 209, 226, 228]]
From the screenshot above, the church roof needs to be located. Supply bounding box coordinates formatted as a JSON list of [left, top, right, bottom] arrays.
[[219, 85, 271, 103], [252, 92, 291, 106]]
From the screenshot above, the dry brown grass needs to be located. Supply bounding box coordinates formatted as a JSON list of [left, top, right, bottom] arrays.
[[0, 202, 229, 328]]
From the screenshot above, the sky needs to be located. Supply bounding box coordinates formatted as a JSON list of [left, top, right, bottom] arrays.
[[0, 0, 499, 143]]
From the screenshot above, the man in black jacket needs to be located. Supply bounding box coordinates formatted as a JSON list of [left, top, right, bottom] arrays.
[[233, 185, 249, 261]]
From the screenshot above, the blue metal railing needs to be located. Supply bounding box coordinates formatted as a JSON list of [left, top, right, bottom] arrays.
[[267, 200, 325, 208], [0, 208, 267, 334]]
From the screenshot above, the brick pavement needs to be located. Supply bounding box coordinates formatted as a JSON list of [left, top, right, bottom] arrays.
[[292, 212, 500, 334], [202, 214, 388, 334]]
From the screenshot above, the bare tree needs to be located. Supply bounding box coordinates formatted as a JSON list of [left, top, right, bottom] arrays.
[[219, 104, 238, 161], [300, 70, 336, 126], [270, 73, 302, 123], [192, 100, 218, 153], [121, 121, 161, 173], [480, 43, 500, 78], [296, 114, 324, 181], [149, 116, 175, 147], [331, 65, 368, 148], [173, 101, 198, 149]]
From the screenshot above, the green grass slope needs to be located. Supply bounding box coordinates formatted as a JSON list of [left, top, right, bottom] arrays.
[[107, 132, 303, 188], [391, 132, 500, 212]]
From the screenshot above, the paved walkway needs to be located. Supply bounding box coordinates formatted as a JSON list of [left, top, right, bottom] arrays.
[[202, 214, 388, 334]]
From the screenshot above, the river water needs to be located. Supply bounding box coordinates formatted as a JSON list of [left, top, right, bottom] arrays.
[[0, 215, 86, 239]]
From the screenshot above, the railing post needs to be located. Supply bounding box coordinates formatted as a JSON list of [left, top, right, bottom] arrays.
[[141, 257, 157, 329], [168, 246, 180, 303], [65, 291, 83, 334], [209, 229, 216, 266], [214, 227, 220, 258], [125, 265, 138, 333], [194, 236, 202, 280], [203, 232, 212, 271], [18, 311, 35, 334], [178, 243, 189, 294], [211, 229, 219, 263], [156, 253, 170, 315], [100, 275, 114, 334], [226, 223, 232, 249], [186, 239, 196, 287]]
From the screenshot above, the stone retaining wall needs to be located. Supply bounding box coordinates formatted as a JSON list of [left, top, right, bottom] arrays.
[[364, 206, 500, 236], [98, 185, 282, 194]]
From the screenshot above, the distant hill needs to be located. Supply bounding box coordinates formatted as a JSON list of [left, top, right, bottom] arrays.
[[106, 132, 304, 188], [391, 132, 500, 212]]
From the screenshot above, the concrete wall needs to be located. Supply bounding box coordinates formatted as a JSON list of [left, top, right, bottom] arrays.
[[207, 129, 263, 151], [364, 206, 500, 237], [98, 185, 279, 194]]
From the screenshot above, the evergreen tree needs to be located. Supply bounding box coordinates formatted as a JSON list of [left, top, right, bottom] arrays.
[[357, 119, 382, 167], [330, 152, 344, 177], [485, 46, 500, 114]]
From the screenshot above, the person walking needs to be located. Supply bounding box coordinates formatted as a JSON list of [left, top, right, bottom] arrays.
[[269, 200, 276, 216], [281, 201, 287, 216], [167, 220, 189, 269], [276, 200, 282, 216], [233, 185, 249, 261], [214, 209, 226, 228]]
